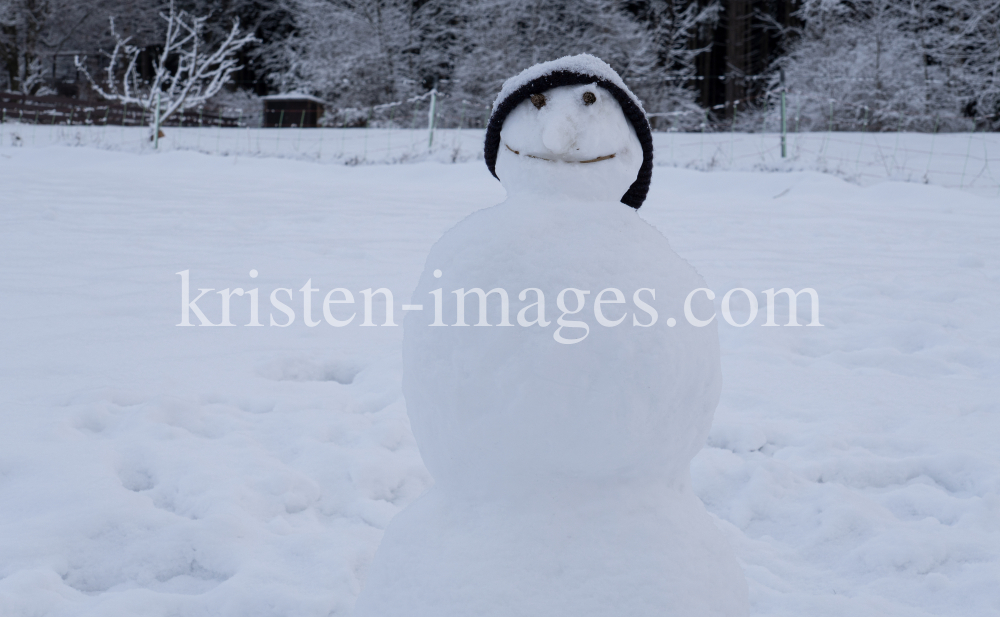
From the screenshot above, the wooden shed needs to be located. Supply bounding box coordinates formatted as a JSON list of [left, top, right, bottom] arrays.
[[262, 94, 326, 128]]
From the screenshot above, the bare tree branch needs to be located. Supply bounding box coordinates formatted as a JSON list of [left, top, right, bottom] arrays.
[[74, 0, 257, 132]]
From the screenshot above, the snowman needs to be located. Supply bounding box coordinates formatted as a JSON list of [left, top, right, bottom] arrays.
[[352, 55, 749, 617]]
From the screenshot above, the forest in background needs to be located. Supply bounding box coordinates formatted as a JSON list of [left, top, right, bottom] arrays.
[[2, 0, 999, 131]]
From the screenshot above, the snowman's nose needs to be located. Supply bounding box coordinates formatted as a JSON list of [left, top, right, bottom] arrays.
[[541, 115, 576, 154]]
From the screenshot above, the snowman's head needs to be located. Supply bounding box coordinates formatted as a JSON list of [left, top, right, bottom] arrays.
[[496, 84, 643, 203], [484, 55, 653, 208]]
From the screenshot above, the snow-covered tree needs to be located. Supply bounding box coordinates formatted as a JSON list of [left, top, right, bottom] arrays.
[[268, 0, 721, 129], [453, 0, 647, 103], [777, 0, 995, 131], [0, 0, 52, 93], [270, 0, 430, 111], [0, 0, 155, 94], [170, 0, 298, 94], [949, 0, 1000, 128], [75, 0, 256, 131], [626, 0, 720, 129], [0, 0, 105, 94]]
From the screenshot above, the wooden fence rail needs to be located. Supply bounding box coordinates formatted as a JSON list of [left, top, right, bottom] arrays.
[[0, 93, 242, 127]]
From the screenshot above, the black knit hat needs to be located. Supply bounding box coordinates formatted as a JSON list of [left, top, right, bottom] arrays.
[[484, 56, 654, 209]]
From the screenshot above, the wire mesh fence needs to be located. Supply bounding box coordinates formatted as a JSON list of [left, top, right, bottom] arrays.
[[0, 121, 486, 163], [653, 130, 1000, 197], [2, 93, 998, 199], [3, 120, 996, 197]]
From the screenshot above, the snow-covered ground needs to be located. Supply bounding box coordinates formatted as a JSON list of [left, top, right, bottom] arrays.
[[1, 146, 998, 617], [3, 123, 1000, 197]]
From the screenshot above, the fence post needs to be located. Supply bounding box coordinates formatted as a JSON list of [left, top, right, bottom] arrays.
[[820, 100, 832, 156], [730, 103, 737, 166], [428, 80, 438, 150], [924, 114, 938, 180], [388, 104, 395, 154], [780, 68, 787, 158], [276, 109, 285, 153], [960, 123, 975, 188], [153, 92, 161, 149], [363, 108, 371, 160], [891, 115, 903, 174], [242, 111, 250, 153], [700, 109, 707, 161], [297, 109, 306, 151]]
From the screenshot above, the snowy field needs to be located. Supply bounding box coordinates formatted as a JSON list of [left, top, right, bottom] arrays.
[[1, 146, 999, 616], [3, 123, 1000, 197]]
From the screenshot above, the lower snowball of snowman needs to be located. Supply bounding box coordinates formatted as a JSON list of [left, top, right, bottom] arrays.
[[352, 475, 749, 617], [351, 198, 748, 617]]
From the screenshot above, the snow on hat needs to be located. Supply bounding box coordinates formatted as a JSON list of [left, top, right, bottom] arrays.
[[484, 54, 654, 209]]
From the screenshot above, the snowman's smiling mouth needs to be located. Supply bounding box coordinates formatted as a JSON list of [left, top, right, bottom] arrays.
[[505, 143, 616, 164]]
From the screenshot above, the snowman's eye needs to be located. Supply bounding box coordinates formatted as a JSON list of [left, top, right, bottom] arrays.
[[582, 91, 596, 105], [530, 94, 546, 109]]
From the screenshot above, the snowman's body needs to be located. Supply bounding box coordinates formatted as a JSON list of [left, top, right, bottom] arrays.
[[352, 55, 749, 617]]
